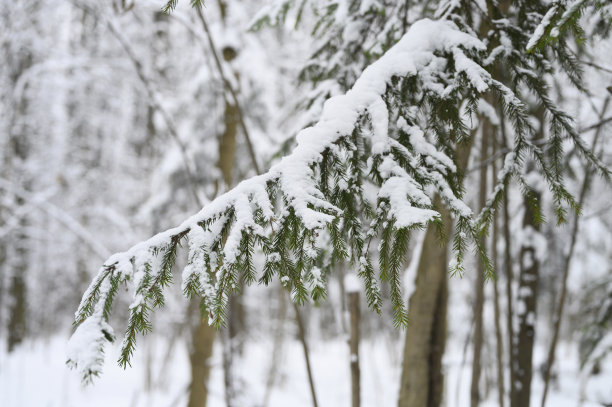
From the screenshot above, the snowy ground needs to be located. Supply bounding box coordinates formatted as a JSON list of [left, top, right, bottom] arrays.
[[1, 331, 610, 407], [0, 334, 401, 407]]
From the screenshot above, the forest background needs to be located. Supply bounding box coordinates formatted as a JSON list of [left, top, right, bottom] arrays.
[[1, 0, 612, 407]]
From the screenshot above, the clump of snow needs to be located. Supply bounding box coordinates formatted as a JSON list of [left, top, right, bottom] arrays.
[[67, 280, 115, 381], [526, 4, 559, 51]]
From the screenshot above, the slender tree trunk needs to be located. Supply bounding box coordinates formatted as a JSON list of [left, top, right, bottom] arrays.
[[0, 242, 5, 331], [188, 10, 245, 405], [470, 116, 491, 407], [188, 318, 216, 407], [262, 286, 288, 407], [398, 201, 450, 407], [510, 106, 546, 407], [492, 145, 505, 407], [7, 241, 27, 352], [349, 291, 361, 407], [6, 50, 32, 353], [293, 302, 320, 407], [510, 196, 540, 407], [502, 172, 515, 395], [398, 139, 472, 407]]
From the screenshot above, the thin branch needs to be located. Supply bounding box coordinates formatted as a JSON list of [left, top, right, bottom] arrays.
[[580, 115, 612, 133], [0, 177, 111, 260], [579, 58, 612, 74], [0, 187, 55, 239]]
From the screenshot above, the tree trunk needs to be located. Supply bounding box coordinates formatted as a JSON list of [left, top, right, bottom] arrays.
[[510, 106, 545, 407], [492, 144, 505, 407], [398, 134, 472, 407], [188, 13, 242, 406], [398, 197, 450, 407], [5, 49, 32, 352], [293, 302, 320, 407], [502, 167, 515, 398], [510, 198, 540, 407], [7, 240, 27, 352], [470, 115, 491, 407], [188, 318, 216, 407], [349, 291, 361, 407]]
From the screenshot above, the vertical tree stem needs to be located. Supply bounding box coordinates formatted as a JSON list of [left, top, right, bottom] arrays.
[[349, 291, 361, 407], [293, 302, 319, 407], [470, 119, 489, 407], [492, 142, 505, 407], [195, 6, 260, 175]]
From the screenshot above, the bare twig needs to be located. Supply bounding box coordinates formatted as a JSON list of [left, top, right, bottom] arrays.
[[0, 177, 111, 259], [580, 116, 612, 133]]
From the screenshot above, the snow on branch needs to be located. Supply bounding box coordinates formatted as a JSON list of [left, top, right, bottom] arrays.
[[68, 18, 527, 380], [526, 0, 611, 52]]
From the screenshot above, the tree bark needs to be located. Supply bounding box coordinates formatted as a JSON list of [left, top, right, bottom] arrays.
[[492, 145, 505, 407], [349, 291, 361, 407], [188, 318, 216, 407], [510, 197, 540, 407], [398, 199, 450, 407], [5, 49, 32, 353], [502, 168, 515, 398], [510, 106, 545, 407], [470, 114, 491, 407], [398, 131, 472, 407], [188, 10, 244, 406]]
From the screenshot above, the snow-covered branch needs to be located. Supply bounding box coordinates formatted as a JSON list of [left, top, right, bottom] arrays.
[[68, 17, 530, 380]]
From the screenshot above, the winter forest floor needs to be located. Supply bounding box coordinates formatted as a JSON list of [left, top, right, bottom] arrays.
[[2, 320, 611, 406]]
